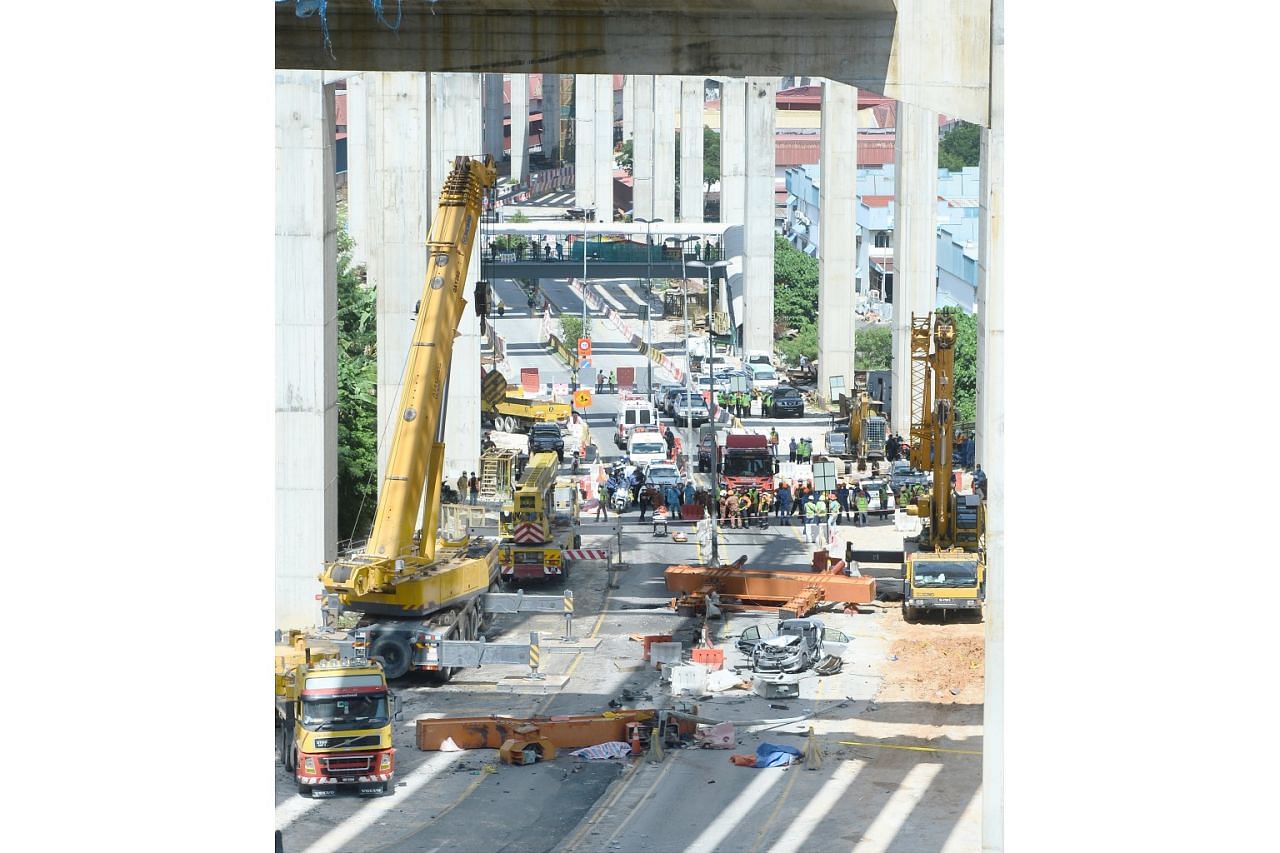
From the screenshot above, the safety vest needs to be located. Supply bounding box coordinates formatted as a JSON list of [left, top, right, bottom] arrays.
[[804, 500, 819, 520], [856, 494, 869, 511]]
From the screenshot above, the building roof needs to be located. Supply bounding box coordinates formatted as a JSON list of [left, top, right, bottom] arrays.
[[862, 195, 893, 208]]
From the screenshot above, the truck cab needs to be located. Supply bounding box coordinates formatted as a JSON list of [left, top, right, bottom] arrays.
[[721, 432, 775, 491], [903, 551, 984, 622], [277, 650, 400, 798]]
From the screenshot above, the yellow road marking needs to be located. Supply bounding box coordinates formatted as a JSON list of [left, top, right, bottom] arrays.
[[535, 579, 614, 715], [837, 740, 982, 756]]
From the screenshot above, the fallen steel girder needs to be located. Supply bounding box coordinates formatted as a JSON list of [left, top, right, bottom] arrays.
[[664, 565, 876, 617], [416, 710, 656, 751]]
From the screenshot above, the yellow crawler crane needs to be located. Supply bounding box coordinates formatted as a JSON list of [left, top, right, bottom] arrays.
[[902, 312, 986, 622], [319, 156, 500, 679]]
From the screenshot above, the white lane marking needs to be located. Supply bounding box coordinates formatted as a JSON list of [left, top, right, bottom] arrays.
[[851, 762, 943, 853], [766, 760, 865, 853], [302, 752, 464, 853], [595, 284, 627, 311], [275, 791, 322, 831], [684, 766, 788, 853], [618, 282, 647, 308]]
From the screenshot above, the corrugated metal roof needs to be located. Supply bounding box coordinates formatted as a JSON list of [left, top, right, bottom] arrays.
[[862, 195, 893, 208]]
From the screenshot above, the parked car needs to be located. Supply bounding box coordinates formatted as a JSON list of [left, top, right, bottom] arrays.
[[644, 462, 681, 489], [736, 618, 851, 673], [528, 422, 565, 461], [769, 385, 806, 418], [654, 383, 684, 410], [672, 392, 711, 426]]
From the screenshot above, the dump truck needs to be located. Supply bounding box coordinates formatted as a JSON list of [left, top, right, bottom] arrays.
[[276, 634, 401, 798]]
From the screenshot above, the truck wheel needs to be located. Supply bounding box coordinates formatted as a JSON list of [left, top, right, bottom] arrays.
[[902, 605, 915, 623], [370, 635, 412, 680], [282, 734, 296, 773], [572, 533, 582, 548]]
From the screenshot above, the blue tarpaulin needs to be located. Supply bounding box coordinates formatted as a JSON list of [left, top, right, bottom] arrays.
[[754, 742, 802, 768]]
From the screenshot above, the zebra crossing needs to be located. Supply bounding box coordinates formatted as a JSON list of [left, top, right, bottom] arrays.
[[523, 191, 576, 208]]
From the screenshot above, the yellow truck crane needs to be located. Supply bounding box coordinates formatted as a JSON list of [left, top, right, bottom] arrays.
[[318, 155, 501, 680], [902, 312, 986, 622], [497, 450, 582, 585], [276, 633, 401, 798]]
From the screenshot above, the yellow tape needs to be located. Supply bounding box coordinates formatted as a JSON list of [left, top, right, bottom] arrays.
[[837, 740, 981, 756]]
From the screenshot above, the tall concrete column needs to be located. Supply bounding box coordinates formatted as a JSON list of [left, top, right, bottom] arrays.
[[594, 74, 615, 222], [428, 73, 486, 484], [574, 75, 597, 214], [541, 73, 561, 162], [510, 74, 528, 183], [978, 2, 1004, 849], [275, 72, 337, 629], [654, 76, 677, 224], [482, 74, 504, 163], [345, 74, 369, 267], [679, 78, 704, 223], [856, 222, 870, 297], [369, 73, 431, 487], [719, 78, 746, 226], [622, 75, 634, 142], [741, 76, 776, 356], [818, 79, 858, 403], [890, 100, 939, 434], [633, 75, 655, 221]]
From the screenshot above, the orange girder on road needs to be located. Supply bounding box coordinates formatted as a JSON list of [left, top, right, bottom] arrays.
[[665, 565, 876, 605], [416, 711, 656, 751]]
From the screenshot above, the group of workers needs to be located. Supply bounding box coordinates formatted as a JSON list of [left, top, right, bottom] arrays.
[[715, 387, 783, 418], [786, 436, 815, 464], [716, 488, 775, 529]]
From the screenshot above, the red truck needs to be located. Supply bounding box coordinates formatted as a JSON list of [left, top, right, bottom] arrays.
[[720, 433, 776, 492]]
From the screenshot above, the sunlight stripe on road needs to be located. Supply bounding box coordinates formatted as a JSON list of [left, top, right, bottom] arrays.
[[766, 760, 865, 853], [684, 767, 788, 853], [851, 762, 943, 853], [618, 282, 646, 307], [302, 752, 463, 853], [275, 792, 322, 831], [941, 785, 983, 852], [595, 284, 627, 311]]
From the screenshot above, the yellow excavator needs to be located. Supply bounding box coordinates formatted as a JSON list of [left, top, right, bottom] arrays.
[[319, 155, 500, 679], [902, 311, 986, 622]]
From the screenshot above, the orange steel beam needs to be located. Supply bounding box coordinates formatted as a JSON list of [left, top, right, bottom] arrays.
[[416, 711, 656, 751], [665, 565, 875, 604]]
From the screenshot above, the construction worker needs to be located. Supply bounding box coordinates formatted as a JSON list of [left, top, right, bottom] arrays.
[[468, 472, 479, 505], [775, 481, 793, 524], [803, 491, 820, 543], [788, 437, 798, 464], [609, 370, 616, 392], [756, 490, 773, 528], [456, 472, 469, 502], [855, 487, 870, 526], [835, 481, 850, 523], [497, 300, 505, 317], [737, 491, 752, 528]]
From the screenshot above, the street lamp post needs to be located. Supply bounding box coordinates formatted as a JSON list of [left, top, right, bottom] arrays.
[[688, 258, 730, 567], [677, 235, 699, 475], [635, 217, 665, 400]]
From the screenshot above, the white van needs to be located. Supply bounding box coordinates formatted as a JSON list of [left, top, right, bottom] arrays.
[[627, 430, 669, 468], [748, 363, 780, 392], [614, 394, 660, 448]]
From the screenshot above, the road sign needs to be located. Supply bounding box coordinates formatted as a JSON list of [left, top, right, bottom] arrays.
[[481, 368, 507, 408], [813, 460, 837, 492], [730, 375, 750, 393], [577, 337, 592, 357], [574, 389, 593, 408]]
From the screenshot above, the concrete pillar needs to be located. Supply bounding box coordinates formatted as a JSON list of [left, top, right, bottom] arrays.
[[633, 75, 655, 221], [275, 72, 337, 629], [818, 79, 858, 403], [428, 73, 486, 484], [679, 78, 704, 223], [483, 73, 504, 163], [594, 74, 615, 222], [719, 79, 746, 226], [622, 75, 634, 142], [890, 100, 939, 434], [369, 73, 430, 487], [510, 74, 528, 183], [542, 73, 561, 162], [741, 76, 776, 356], [979, 2, 1004, 850], [856, 221, 871, 298], [654, 76, 677, 224], [345, 74, 369, 267], [574, 75, 597, 214]]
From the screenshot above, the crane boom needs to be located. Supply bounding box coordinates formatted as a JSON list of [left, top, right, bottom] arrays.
[[366, 156, 496, 563]]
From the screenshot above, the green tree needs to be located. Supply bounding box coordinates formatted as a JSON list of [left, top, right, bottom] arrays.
[[703, 126, 720, 191], [855, 325, 893, 370], [938, 307, 978, 423], [618, 139, 634, 175], [335, 206, 378, 542], [773, 235, 819, 330], [493, 210, 531, 253], [559, 315, 584, 346], [939, 121, 981, 171], [776, 325, 818, 365]]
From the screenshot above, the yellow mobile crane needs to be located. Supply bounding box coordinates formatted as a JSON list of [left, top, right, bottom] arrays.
[[319, 155, 500, 679], [902, 312, 986, 622], [497, 451, 582, 585]]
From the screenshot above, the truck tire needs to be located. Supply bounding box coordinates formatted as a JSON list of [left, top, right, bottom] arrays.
[[902, 604, 915, 623], [282, 733, 296, 773], [370, 634, 412, 680]]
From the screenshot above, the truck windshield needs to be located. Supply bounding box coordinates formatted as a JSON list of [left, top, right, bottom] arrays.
[[912, 560, 979, 588], [301, 694, 389, 731], [632, 443, 665, 455], [724, 456, 772, 477]]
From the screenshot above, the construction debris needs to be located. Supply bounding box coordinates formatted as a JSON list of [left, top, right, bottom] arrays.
[[570, 742, 634, 760], [729, 742, 803, 768], [693, 721, 735, 749]]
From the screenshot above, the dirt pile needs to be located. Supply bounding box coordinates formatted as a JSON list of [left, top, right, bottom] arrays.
[[883, 619, 985, 704]]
